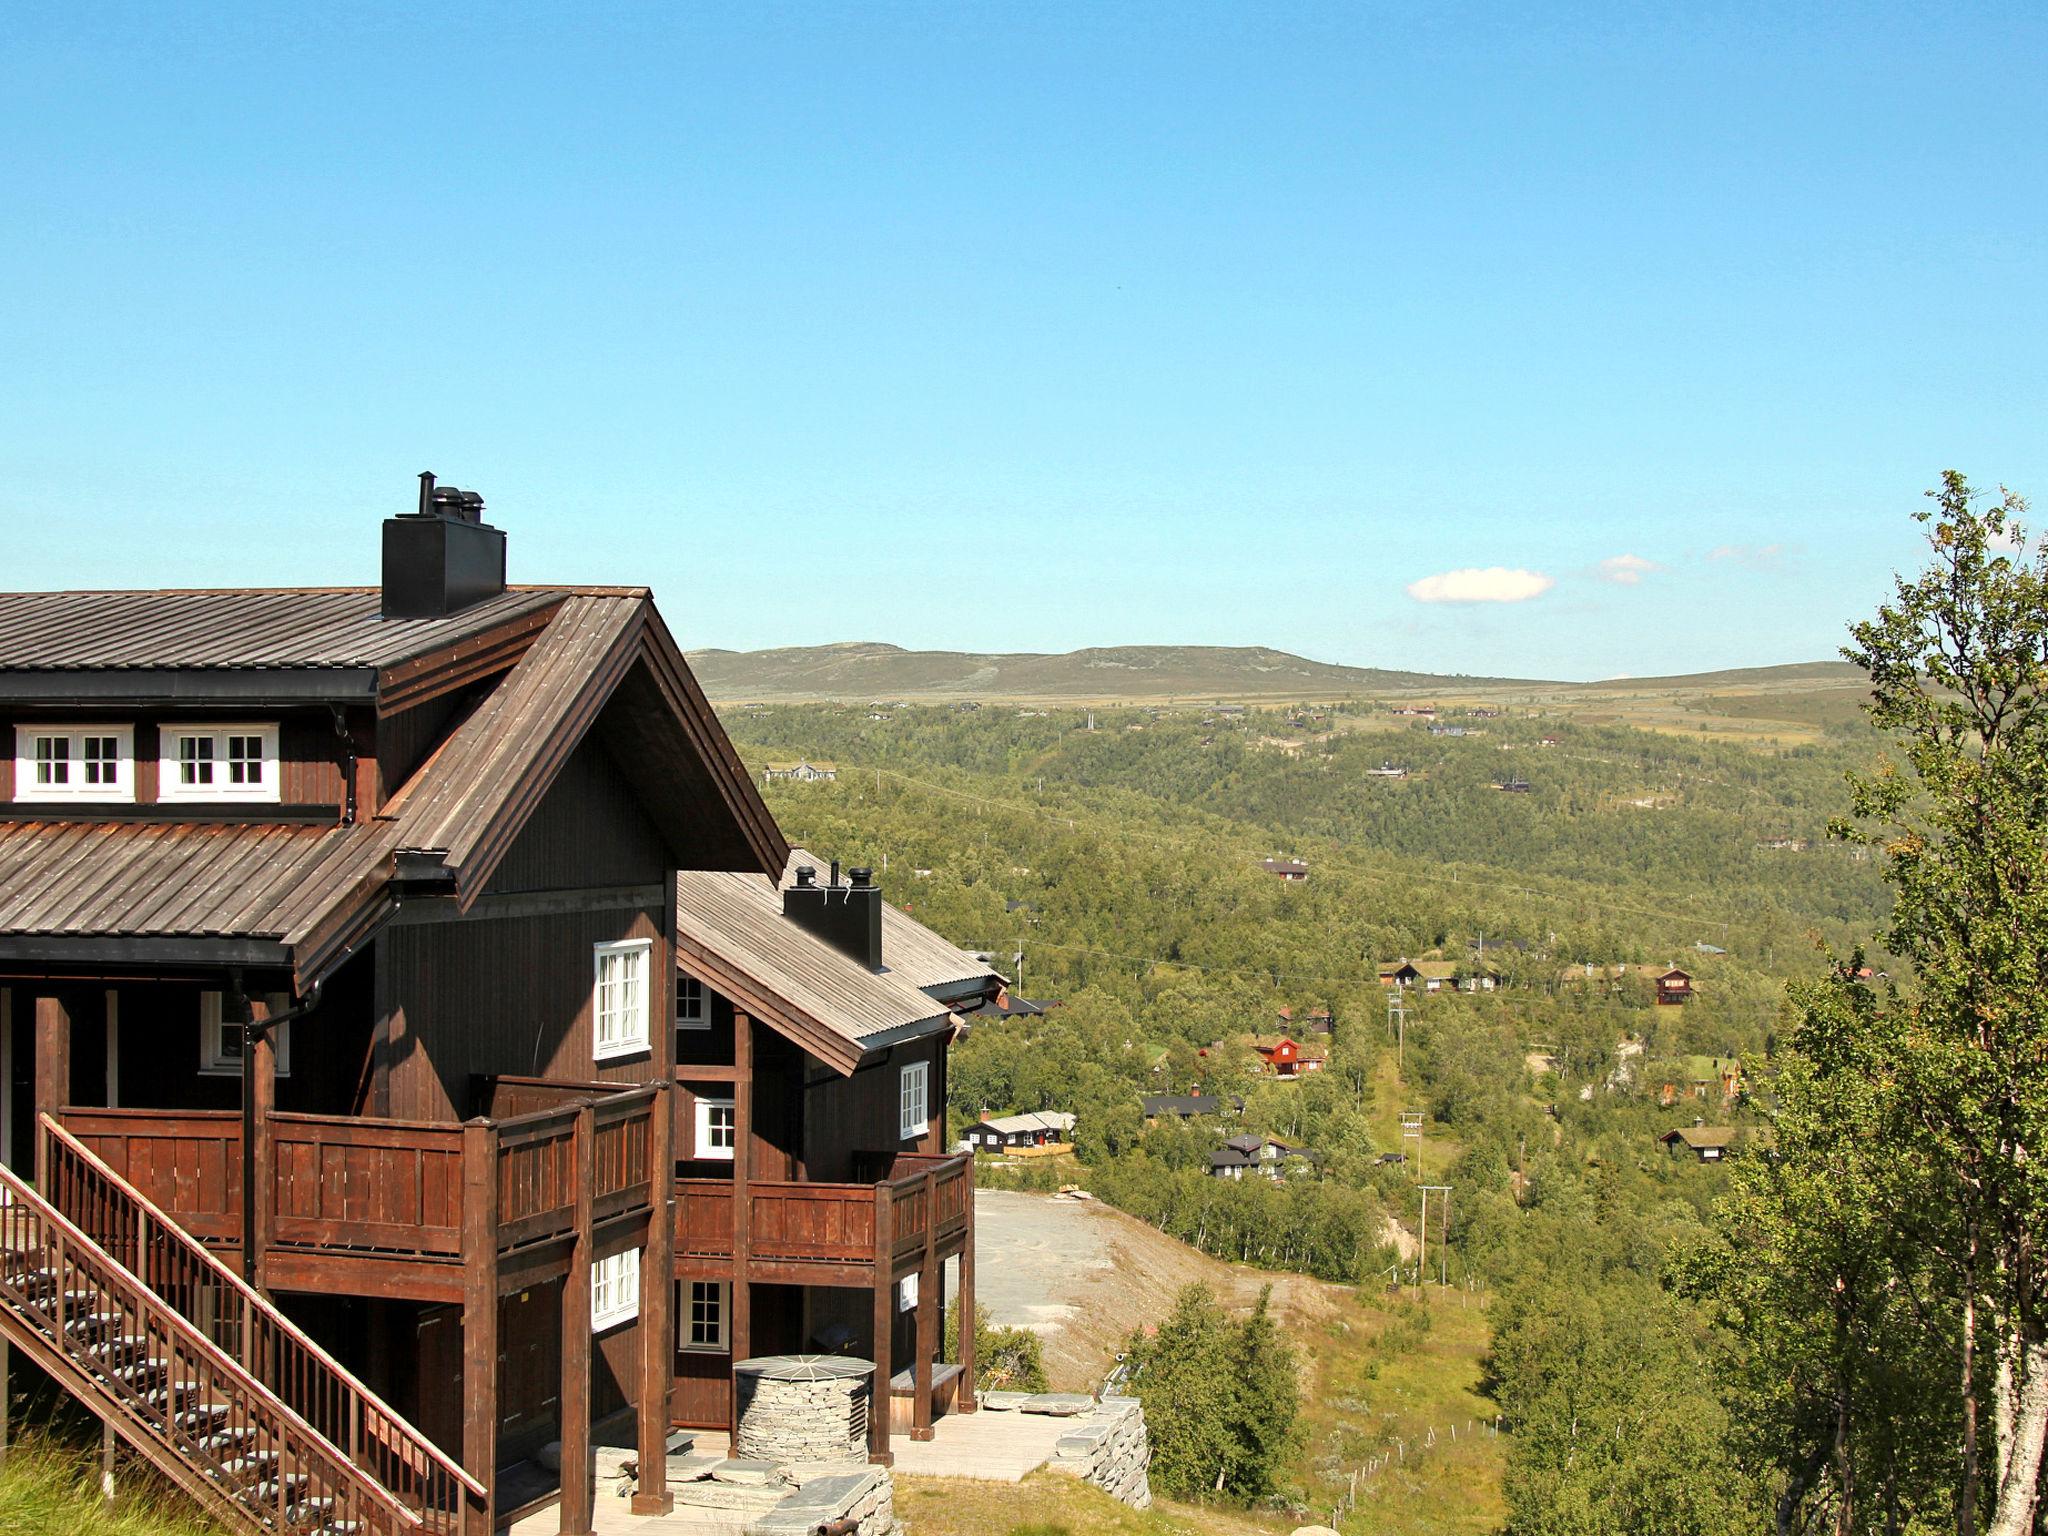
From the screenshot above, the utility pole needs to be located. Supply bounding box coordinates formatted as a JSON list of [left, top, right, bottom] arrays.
[[1400, 1111, 1425, 1183], [1387, 987, 1408, 1070], [1420, 1185, 1451, 1287]]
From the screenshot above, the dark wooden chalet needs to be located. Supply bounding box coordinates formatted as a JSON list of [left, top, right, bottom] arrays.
[[0, 482, 997, 1536]]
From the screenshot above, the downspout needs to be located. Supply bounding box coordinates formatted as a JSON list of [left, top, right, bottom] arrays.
[[330, 706, 358, 826], [230, 971, 326, 1287]]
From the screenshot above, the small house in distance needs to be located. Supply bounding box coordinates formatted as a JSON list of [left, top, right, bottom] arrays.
[[1251, 1035, 1328, 1079], [1661, 1055, 1743, 1106], [1259, 857, 1309, 881], [1141, 1093, 1229, 1123], [1276, 1005, 1334, 1038], [762, 759, 837, 784], [1654, 966, 1695, 1005], [1208, 1134, 1315, 1181], [964, 1111, 1075, 1153], [1660, 1125, 1737, 1163]]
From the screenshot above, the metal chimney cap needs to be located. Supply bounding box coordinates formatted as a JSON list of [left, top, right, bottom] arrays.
[[849, 867, 875, 888], [793, 865, 817, 888]]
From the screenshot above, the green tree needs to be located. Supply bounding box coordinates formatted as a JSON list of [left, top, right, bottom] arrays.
[[1836, 473, 2048, 1534]]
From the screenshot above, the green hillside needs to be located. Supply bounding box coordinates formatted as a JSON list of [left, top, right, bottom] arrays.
[[688, 639, 1856, 710], [689, 641, 1550, 701]]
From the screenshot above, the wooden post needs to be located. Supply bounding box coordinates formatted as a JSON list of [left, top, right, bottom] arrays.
[[958, 1157, 977, 1412], [245, 994, 277, 1292], [631, 1082, 674, 1515], [912, 1173, 938, 1441], [33, 994, 69, 1187], [727, 1016, 753, 1435], [460, 1121, 500, 1535], [559, 1101, 595, 1536], [868, 1182, 893, 1467]]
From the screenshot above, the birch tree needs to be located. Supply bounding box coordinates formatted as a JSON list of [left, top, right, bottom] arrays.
[[1839, 471, 2048, 1534]]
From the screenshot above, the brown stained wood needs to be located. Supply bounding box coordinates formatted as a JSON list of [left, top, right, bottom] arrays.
[[559, 1102, 595, 1536], [957, 1154, 977, 1413], [728, 1015, 752, 1435], [461, 1120, 500, 1533], [631, 1080, 674, 1515], [247, 996, 276, 1292], [869, 1181, 893, 1468], [912, 1171, 939, 1443], [33, 994, 68, 1185]]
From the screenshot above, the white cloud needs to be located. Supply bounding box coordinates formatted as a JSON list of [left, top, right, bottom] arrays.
[[1707, 542, 1787, 570], [1596, 553, 1662, 586], [1405, 567, 1556, 604]]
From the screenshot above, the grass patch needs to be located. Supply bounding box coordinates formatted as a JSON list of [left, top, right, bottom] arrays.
[[895, 1469, 1290, 1536], [0, 1429, 222, 1536], [1290, 1286, 1504, 1536]]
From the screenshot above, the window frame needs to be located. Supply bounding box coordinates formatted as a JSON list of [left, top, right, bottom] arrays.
[[198, 991, 293, 1077], [681, 1280, 729, 1353], [156, 723, 282, 804], [592, 938, 654, 1063], [13, 725, 135, 804], [693, 1095, 736, 1161], [898, 1059, 930, 1142], [591, 1248, 641, 1333], [677, 973, 709, 1032], [898, 1272, 919, 1314]]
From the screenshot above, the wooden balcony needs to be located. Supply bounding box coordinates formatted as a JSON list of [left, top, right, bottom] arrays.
[[674, 1149, 972, 1287], [53, 1081, 665, 1304]]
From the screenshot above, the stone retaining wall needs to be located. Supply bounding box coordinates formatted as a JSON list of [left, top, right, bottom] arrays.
[[746, 1465, 895, 1536], [1046, 1396, 1151, 1509]]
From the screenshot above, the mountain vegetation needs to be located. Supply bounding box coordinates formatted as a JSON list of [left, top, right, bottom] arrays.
[[732, 474, 2048, 1533]]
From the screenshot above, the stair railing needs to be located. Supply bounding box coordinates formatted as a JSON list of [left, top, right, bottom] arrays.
[[38, 1114, 486, 1535], [0, 1157, 422, 1536]]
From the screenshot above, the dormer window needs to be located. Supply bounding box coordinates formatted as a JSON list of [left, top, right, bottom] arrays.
[[13, 726, 134, 803], [158, 724, 280, 804]]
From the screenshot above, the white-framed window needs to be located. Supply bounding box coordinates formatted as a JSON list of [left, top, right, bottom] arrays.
[[677, 974, 709, 1031], [681, 1280, 729, 1352], [156, 724, 280, 804], [898, 1060, 929, 1142], [591, 1249, 640, 1332], [694, 1095, 736, 1161], [898, 1273, 919, 1314], [593, 939, 652, 1061], [198, 991, 293, 1076], [13, 726, 134, 803]]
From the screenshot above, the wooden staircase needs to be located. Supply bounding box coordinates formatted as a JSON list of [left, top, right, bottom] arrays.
[[0, 1116, 487, 1536]]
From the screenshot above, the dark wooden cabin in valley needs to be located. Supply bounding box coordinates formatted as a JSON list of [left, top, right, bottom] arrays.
[[0, 477, 998, 1536]]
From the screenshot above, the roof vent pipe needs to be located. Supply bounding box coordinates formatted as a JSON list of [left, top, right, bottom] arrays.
[[793, 865, 817, 889]]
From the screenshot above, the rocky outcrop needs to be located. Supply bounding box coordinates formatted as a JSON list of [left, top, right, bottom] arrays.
[[1045, 1395, 1151, 1509]]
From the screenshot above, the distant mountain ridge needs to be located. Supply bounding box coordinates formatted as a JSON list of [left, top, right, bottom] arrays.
[[686, 640, 1860, 702]]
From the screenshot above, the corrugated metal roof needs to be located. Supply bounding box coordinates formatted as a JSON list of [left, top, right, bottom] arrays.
[[781, 850, 1003, 996], [0, 588, 568, 671], [0, 820, 354, 939], [673, 867, 951, 1056]]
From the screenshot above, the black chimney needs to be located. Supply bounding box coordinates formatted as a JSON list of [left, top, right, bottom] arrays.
[[381, 471, 508, 619], [783, 862, 883, 971]]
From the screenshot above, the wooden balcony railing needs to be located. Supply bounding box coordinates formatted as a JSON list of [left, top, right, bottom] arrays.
[[53, 1084, 665, 1274], [675, 1150, 972, 1277]]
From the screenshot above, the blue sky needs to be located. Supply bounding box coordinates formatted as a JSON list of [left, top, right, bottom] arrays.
[[3, 3, 2042, 680]]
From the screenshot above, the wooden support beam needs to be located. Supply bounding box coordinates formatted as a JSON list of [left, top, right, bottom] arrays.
[[727, 1015, 753, 1435], [868, 1182, 893, 1468], [460, 1121, 500, 1535], [958, 1156, 977, 1413], [33, 994, 69, 1187], [632, 1080, 674, 1515], [245, 994, 277, 1293], [559, 1101, 595, 1536], [912, 1172, 938, 1442]]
